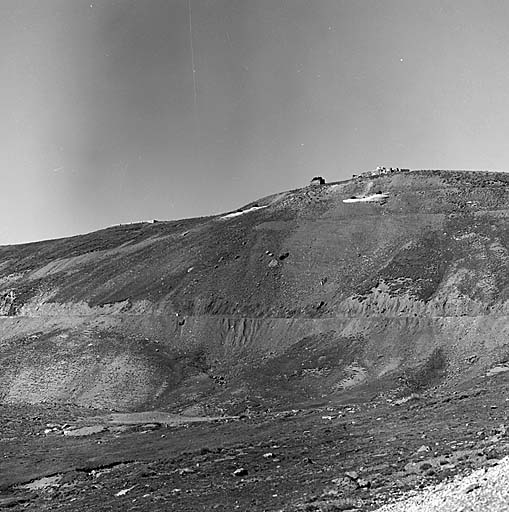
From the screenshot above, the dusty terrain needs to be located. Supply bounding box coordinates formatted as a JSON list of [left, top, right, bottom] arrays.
[[3, 169, 509, 509], [2, 369, 509, 510]]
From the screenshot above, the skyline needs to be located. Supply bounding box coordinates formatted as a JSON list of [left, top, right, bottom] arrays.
[[3, 0, 509, 245]]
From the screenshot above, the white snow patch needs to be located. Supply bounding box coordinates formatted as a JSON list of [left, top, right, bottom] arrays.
[[115, 485, 136, 497], [219, 205, 267, 220], [18, 475, 63, 491], [486, 364, 509, 377], [343, 193, 389, 204]]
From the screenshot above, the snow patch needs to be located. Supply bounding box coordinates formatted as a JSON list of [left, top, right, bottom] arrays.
[[18, 475, 62, 491], [343, 193, 389, 203], [115, 485, 136, 497], [486, 364, 509, 377], [219, 205, 267, 220]]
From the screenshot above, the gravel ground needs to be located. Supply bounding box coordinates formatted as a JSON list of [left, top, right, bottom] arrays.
[[376, 457, 509, 512]]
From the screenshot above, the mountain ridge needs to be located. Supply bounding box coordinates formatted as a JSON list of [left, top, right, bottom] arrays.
[[2, 169, 509, 412]]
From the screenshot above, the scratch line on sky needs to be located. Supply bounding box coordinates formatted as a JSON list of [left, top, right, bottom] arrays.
[[188, 0, 198, 113]]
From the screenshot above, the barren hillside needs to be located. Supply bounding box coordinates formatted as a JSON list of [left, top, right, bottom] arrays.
[[2, 170, 509, 413]]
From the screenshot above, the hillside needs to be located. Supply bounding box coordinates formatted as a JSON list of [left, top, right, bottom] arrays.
[[2, 169, 509, 413]]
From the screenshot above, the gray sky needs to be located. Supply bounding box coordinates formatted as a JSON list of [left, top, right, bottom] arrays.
[[2, 0, 509, 245]]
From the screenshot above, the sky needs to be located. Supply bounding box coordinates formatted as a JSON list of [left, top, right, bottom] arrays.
[[2, 0, 509, 245]]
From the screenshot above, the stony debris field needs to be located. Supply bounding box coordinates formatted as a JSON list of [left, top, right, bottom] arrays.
[[2, 369, 509, 510]]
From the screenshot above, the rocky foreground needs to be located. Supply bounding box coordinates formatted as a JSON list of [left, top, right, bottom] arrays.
[[1, 366, 509, 511], [376, 456, 509, 512]]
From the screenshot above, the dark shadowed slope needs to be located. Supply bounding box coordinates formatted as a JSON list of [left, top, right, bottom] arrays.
[[2, 170, 509, 412]]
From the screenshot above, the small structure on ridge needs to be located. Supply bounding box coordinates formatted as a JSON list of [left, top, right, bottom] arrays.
[[310, 176, 326, 186]]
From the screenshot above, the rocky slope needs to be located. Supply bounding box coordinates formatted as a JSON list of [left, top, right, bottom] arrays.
[[2, 170, 509, 411]]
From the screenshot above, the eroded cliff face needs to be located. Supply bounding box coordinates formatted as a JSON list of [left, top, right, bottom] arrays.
[[2, 170, 509, 411]]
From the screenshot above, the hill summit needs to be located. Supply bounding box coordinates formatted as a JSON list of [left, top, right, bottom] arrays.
[[2, 169, 509, 413]]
